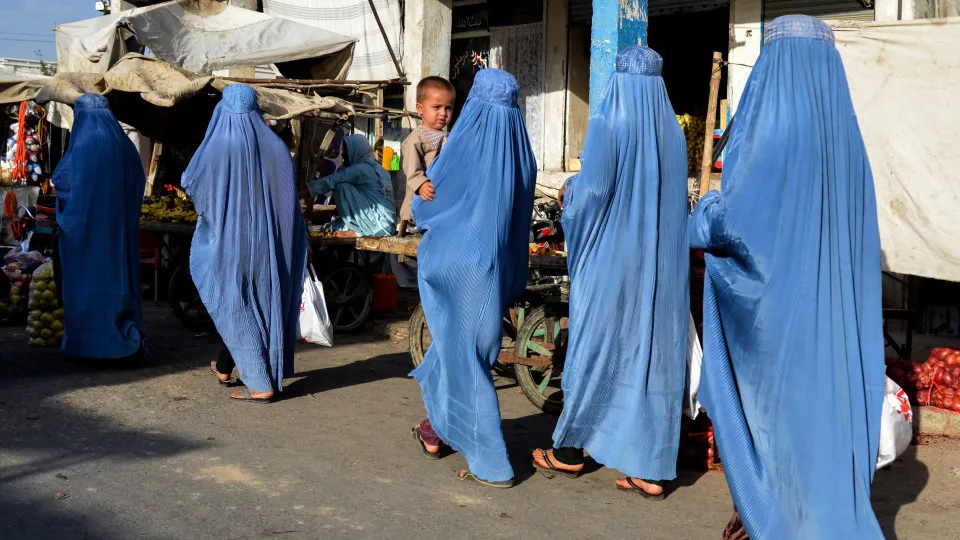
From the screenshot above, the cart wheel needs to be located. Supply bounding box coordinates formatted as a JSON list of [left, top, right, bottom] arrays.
[[168, 260, 214, 333], [322, 264, 373, 333], [408, 302, 518, 377], [408, 303, 431, 368], [514, 303, 568, 414]]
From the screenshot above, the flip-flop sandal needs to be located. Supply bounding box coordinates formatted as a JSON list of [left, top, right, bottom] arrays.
[[458, 469, 514, 489], [411, 426, 443, 460], [616, 477, 667, 501], [229, 387, 276, 404], [530, 448, 581, 479], [209, 362, 237, 387]]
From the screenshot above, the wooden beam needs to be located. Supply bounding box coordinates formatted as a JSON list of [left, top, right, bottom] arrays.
[[698, 52, 723, 200]]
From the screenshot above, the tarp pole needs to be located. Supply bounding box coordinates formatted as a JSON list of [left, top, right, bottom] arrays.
[[365, 0, 405, 79]]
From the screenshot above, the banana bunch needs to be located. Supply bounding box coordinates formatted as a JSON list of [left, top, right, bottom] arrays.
[[141, 195, 198, 224], [308, 230, 335, 240], [676, 115, 706, 176]]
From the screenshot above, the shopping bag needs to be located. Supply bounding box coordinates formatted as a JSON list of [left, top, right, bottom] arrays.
[[683, 312, 704, 420], [296, 266, 333, 347], [877, 375, 913, 469]]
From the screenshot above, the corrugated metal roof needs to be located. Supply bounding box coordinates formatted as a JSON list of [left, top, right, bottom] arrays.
[[764, 0, 874, 21], [569, 0, 729, 26]]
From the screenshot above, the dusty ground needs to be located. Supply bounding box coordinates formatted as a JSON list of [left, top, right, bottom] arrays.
[[0, 307, 958, 539]]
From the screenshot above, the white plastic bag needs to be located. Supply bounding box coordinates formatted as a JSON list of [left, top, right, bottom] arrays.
[[683, 312, 704, 420], [296, 266, 333, 347], [876, 375, 913, 470]]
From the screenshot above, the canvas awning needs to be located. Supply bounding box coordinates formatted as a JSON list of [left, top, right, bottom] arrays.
[[0, 78, 48, 106], [55, 0, 357, 79], [46, 54, 354, 145]]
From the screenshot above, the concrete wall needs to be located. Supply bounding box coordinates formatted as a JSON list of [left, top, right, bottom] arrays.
[[565, 25, 590, 169], [543, 0, 569, 171], [402, 0, 454, 115], [727, 0, 761, 119], [589, 0, 648, 114]]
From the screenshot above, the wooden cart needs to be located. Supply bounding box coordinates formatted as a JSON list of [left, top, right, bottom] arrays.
[[141, 213, 377, 334], [356, 235, 571, 414]]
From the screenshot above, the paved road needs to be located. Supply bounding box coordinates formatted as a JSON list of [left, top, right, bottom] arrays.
[[0, 307, 956, 539]]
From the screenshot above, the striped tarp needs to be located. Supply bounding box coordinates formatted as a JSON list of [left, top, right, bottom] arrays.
[[263, 0, 402, 81]]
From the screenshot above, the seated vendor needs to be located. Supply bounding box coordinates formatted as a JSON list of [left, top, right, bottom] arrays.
[[305, 135, 396, 237]]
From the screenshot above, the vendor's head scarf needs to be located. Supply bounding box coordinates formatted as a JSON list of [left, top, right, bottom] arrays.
[[182, 84, 307, 393], [343, 134, 376, 165], [690, 15, 883, 538]]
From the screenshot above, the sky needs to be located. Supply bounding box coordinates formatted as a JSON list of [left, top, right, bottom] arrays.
[[0, 0, 99, 61]]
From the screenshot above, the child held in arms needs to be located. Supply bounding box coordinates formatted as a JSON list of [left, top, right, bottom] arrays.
[[398, 76, 455, 227]]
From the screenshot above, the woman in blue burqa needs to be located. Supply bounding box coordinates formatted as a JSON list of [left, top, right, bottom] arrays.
[[183, 84, 308, 403], [408, 69, 537, 488], [528, 46, 689, 499], [55, 94, 146, 359], [305, 134, 396, 237], [691, 16, 884, 539]]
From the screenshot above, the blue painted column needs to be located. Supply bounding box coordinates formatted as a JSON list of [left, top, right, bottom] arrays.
[[589, 0, 648, 115]]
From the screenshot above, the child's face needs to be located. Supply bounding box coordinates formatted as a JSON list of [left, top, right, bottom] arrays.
[[416, 88, 455, 131]]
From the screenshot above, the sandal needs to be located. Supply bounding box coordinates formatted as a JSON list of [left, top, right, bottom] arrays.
[[457, 469, 514, 489], [530, 448, 581, 479], [229, 387, 276, 404], [209, 362, 237, 387], [411, 425, 443, 460], [616, 477, 667, 501]]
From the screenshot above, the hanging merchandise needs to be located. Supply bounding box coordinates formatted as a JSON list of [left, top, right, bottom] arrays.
[[1, 101, 45, 186]]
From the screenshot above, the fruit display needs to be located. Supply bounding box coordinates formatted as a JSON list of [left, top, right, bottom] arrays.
[[140, 195, 198, 224], [26, 262, 62, 347], [676, 114, 706, 176], [529, 243, 565, 257], [308, 229, 335, 240], [1, 249, 42, 324], [886, 348, 960, 413]]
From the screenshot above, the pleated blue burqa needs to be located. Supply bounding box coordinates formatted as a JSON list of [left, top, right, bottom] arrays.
[[182, 84, 308, 394], [410, 69, 537, 483], [55, 94, 146, 359], [690, 16, 884, 538], [552, 47, 689, 481]]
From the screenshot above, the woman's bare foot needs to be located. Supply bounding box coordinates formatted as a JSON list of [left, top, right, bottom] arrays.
[[616, 477, 664, 496], [230, 388, 275, 400], [418, 432, 440, 454], [333, 230, 358, 238], [211, 361, 231, 383], [531, 448, 584, 474]]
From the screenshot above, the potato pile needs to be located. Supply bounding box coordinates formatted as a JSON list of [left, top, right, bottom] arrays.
[[26, 262, 63, 348], [676, 115, 706, 176]]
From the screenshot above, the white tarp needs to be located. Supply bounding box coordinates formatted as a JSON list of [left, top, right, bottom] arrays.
[[833, 17, 960, 282], [263, 0, 402, 80], [55, 0, 356, 77]]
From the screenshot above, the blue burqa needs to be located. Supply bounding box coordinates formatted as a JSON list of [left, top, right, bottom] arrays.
[[690, 16, 883, 538], [183, 84, 308, 394], [55, 94, 145, 359], [307, 134, 396, 237], [552, 46, 689, 481], [410, 69, 537, 483]]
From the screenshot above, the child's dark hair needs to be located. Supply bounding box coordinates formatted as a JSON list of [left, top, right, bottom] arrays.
[[416, 76, 455, 103]]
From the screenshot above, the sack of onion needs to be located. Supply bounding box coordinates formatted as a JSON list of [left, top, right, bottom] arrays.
[[891, 347, 960, 413], [26, 262, 62, 348]]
